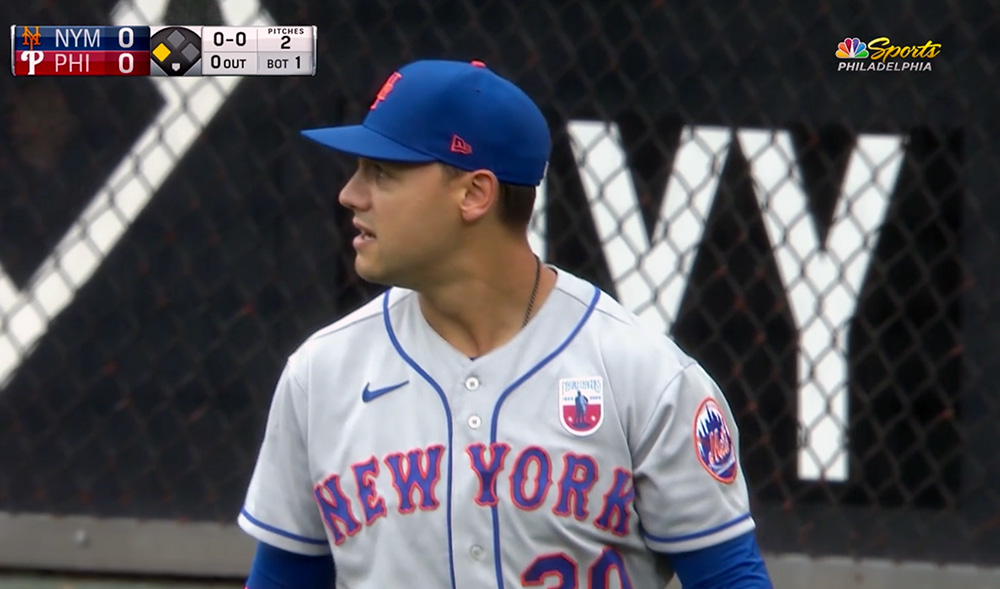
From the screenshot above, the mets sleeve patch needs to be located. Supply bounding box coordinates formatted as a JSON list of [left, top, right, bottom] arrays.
[[693, 398, 738, 483]]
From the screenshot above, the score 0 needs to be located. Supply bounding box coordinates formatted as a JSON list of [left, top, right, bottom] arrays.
[[257, 26, 315, 75], [112, 26, 150, 76]]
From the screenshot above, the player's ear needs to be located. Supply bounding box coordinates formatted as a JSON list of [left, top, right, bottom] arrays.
[[457, 169, 500, 224]]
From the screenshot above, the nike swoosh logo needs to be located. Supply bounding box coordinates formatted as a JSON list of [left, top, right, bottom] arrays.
[[362, 381, 409, 403]]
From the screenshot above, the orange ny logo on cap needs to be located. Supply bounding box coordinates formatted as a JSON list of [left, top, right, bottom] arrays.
[[370, 72, 403, 110]]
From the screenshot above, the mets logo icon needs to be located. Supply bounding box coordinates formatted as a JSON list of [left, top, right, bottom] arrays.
[[694, 398, 737, 483], [558, 377, 604, 436]]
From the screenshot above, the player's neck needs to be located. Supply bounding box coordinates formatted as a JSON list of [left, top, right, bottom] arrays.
[[416, 245, 555, 359]]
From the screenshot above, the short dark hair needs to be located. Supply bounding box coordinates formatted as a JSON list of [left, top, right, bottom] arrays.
[[442, 164, 536, 230]]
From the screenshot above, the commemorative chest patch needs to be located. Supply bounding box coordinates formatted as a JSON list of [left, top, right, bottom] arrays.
[[694, 397, 737, 483], [558, 377, 604, 436]]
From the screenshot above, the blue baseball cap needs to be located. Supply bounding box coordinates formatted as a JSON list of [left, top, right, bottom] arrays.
[[301, 59, 551, 186]]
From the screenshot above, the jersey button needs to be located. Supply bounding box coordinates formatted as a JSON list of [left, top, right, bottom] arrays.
[[469, 545, 486, 560], [468, 415, 482, 429], [464, 376, 480, 391]]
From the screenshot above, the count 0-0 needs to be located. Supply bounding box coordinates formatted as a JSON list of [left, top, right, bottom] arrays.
[[213, 30, 246, 46]]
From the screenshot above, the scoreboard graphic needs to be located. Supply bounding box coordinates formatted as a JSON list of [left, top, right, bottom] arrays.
[[11, 25, 317, 76]]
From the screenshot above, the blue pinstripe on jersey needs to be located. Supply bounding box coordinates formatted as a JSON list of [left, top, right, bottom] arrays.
[[382, 291, 458, 589], [488, 284, 601, 589]]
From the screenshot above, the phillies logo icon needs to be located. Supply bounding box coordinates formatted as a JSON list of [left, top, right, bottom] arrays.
[[20, 51, 44, 75], [558, 377, 604, 436], [693, 398, 737, 483]]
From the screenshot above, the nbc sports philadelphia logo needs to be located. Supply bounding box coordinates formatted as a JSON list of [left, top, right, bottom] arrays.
[[836, 36, 941, 72]]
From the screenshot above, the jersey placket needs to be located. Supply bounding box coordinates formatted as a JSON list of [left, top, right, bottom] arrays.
[[448, 363, 505, 588]]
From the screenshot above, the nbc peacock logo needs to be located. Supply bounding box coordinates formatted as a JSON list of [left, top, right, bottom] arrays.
[[836, 37, 869, 58], [836, 35, 940, 72]]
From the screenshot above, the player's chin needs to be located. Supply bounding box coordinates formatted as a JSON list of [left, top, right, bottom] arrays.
[[353, 255, 393, 285]]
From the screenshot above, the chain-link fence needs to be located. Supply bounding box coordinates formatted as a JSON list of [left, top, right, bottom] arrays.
[[2, 0, 999, 579]]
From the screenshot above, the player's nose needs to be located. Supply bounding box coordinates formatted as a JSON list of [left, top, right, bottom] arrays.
[[338, 168, 369, 211]]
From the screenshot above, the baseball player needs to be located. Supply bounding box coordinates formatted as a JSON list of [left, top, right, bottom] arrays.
[[239, 59, 772, 588]]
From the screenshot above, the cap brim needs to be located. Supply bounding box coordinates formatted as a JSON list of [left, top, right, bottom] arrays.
[[301, 125, 436, 163]]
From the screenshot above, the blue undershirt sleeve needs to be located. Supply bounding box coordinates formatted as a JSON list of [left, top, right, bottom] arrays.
[[664, 530, 773, 588], [245, 541, 335, 589]]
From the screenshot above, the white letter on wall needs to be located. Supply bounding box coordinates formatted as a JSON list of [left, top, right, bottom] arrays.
[[567, 121, 732, 333], [738, 129, 904, 480]]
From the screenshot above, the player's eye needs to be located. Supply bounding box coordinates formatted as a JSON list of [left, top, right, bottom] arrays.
[[365, 161, 391, 181]]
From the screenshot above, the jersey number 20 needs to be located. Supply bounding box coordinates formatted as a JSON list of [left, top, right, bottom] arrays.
[[521, 547, 632, 588]]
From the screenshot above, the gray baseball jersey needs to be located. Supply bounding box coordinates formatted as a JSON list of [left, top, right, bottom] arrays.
[[239, 267, 755, 588]]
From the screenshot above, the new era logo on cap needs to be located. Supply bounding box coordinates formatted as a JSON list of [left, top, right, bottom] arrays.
[[300, 59, 551, 186], [450, 135, 472, 155]]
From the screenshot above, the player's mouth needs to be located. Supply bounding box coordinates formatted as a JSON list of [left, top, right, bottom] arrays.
[[353, 221, 376, 249]]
